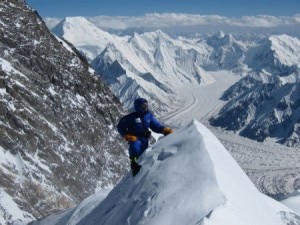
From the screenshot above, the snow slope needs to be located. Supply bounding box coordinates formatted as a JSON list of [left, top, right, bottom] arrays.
[[281, 190, 300, 216], [29, 120, 299, 225]]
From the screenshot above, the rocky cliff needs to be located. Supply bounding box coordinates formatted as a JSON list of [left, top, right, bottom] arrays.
[[0, 0, 127, 222]]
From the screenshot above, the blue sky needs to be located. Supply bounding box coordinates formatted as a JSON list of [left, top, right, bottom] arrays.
[[27, 0, 300, 18]]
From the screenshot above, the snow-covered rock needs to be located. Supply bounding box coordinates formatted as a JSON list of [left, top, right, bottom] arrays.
[[0, 1, 128, 223], [206, 31, 248, 70], [29, 121, 299, 225], [212, 35, 300, 146], [246, 34, 300, 75]]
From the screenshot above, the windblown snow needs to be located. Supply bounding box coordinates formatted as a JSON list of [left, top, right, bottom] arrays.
[[29, 121, 299, 225]]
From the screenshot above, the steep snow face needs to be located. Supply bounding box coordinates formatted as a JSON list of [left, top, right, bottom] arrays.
[[270, 35, 300, 67], [51, 19, 250, 115], [212, 35, 300, 146], [246, 34, 300, 75], [91, 31, 215, 113], [206, 32, 248, 71], [30, 121, 299, 225]]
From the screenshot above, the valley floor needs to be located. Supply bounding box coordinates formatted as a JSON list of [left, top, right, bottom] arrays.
[[160, 70, 300, 198]]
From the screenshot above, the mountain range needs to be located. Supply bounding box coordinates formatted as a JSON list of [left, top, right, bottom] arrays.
[[52, 16, 300, 146], [211, 35, 300, 146]]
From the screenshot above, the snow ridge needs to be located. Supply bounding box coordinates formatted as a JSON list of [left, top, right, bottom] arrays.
[[82, 121, 225, 225], [31, 121, 299, 225]]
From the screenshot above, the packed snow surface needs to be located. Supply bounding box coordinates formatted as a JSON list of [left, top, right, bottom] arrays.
[[281, 190, 300, 216], [30, 120, 297, 225]]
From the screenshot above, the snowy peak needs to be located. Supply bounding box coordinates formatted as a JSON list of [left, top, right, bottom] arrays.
[[33, 121, 298, 225], [212, 69, 300, 146], [56, 16, 111, 40], [206, 32, 247, 70], [91, 29, 214, 113], [269, 34, 300, 67], [211, 35, 300, 146], [207, 31, 234, 47], [52, 16, 117, 61], [84, 122, 225, 225], [51, 16, 300, 145], [248, 35, 300, 74]]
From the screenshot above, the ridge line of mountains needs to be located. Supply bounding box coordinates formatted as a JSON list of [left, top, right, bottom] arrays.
[[53, 16, 300, 147]]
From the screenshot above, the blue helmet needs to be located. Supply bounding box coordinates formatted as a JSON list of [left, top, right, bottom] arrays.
[[134, 98, 148, 114]]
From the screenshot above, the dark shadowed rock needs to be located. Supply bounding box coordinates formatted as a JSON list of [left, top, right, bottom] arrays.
[[0, 0, 128, 222]]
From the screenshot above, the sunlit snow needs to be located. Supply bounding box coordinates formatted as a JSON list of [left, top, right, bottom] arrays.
[[29, 121, 298, 225]]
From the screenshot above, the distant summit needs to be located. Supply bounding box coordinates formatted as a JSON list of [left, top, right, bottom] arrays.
[[52, 18, 300, 146], [212, 35, 300, 146], [52, 16, 117, 61]]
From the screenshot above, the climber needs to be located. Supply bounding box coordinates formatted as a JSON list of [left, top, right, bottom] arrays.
[[117, 98, 173, 176]]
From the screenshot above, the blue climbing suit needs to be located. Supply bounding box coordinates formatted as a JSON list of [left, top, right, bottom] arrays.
[[117, 98, 165, 158]]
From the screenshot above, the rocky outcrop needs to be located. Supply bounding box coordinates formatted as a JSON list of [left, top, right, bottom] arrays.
[[0, 0, 128, 222]]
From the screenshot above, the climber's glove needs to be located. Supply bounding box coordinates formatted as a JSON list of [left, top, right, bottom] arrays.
[[124, 134, 137, 142], [162, 127, 173, 136]]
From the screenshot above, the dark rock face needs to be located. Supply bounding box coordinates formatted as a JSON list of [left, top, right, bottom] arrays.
[[211, 73, 300, 147], [210, 34, 300, 147], [0, 0, 128, 222]]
